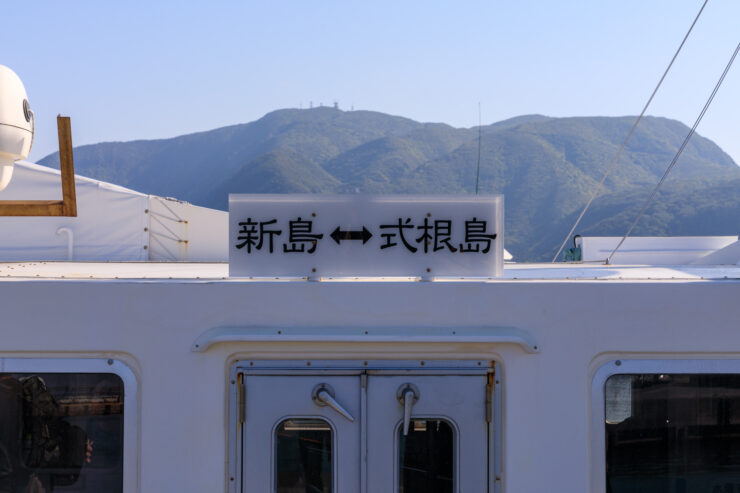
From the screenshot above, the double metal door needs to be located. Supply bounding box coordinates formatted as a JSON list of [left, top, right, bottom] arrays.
[[238, 364, 493, 493]]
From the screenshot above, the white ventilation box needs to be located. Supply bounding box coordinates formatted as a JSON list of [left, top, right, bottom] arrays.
[[577, 236, 739, 265]]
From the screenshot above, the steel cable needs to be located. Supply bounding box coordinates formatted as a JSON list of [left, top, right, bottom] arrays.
[[551, 0, 710, 262], [607, 38, 740, 264]]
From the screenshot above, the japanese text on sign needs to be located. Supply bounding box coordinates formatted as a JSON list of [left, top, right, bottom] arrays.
[[229, 195, 504, 278], [235, 216, 496, 254]]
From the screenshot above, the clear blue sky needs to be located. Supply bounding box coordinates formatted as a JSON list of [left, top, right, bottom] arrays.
[[3, 1, 739, 165]]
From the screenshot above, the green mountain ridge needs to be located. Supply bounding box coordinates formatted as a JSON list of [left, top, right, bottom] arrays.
[[40, 108, 740, 261]]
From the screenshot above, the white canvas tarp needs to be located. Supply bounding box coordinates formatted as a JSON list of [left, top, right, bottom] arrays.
[[147, 195, 228, 262], [0, 161, 227, 262]]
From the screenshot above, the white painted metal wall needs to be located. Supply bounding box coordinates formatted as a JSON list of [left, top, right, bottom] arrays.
[[1, 277, 739, 492]]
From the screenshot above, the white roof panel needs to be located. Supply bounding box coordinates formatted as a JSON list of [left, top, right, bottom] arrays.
[[0, 261, 738, 281]]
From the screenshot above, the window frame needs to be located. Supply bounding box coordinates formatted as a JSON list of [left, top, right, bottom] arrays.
[[0, 357, 138, 493], [591, 359, 740, 493]]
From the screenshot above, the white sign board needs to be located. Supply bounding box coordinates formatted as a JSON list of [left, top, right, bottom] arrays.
[[229, 195, 503, 278]]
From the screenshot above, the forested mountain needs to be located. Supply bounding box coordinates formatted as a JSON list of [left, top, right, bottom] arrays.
[[40, 108, 740, 260]]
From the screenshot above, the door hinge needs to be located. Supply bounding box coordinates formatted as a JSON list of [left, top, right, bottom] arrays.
[[238, 373, 246, 425], [485, 370, 495, 424]]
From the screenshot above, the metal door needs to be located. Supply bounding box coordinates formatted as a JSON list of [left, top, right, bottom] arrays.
[[241, 375, 361, 493], [234, 363, 494, 493], [366, 373, 490, 493]]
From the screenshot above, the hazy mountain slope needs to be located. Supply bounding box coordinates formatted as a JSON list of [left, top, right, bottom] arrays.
[[324, 124, 477, 193], [388, 116, 739, 258], [208, 148, 341, 196], [40, 108, 422, 203], [577, 178, 740, 237], [39, 108, 740, 261]]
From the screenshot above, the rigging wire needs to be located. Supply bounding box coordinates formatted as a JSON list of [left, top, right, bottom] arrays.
[[607, 38, 740, 264], [475, 102, 482, 194], [551, 0, 710, 262]]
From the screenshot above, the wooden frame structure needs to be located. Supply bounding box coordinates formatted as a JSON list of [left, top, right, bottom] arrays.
[[0, 115, 77, 216]]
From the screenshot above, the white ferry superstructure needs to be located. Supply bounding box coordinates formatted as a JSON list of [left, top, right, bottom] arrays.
[[1, 226, 739, 493]]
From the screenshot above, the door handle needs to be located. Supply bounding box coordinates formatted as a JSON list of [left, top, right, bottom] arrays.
[[312, 383, 355, 422], [396, 383, 420, 436]]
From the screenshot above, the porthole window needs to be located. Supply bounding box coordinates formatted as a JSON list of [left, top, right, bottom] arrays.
[[275, 418, 333, 493], [398, 419, 454, 493]]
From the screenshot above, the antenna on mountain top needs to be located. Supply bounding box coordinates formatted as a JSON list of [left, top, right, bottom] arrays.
[[475, 102, 482, 195], [333, 102, 339, 110]]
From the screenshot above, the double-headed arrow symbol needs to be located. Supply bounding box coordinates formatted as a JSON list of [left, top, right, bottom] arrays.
[[330, 226, 373, 245]]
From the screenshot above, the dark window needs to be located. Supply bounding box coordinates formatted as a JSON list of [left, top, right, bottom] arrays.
[[0, 373, 123, 493], [275, 418, 332, 493], [606, 374, 740, 493], [399, 419, 454, 493]]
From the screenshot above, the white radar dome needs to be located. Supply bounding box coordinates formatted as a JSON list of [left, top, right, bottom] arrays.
[[0, 65, 34, 191]]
